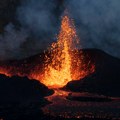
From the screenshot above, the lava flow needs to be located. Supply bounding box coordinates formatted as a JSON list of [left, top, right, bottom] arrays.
[[0, 12, 95, 88]]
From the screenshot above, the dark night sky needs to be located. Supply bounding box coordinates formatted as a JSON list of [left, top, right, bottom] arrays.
[[0, 0, 120, 60]]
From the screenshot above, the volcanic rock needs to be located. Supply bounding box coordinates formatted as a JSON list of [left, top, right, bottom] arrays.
[[0, 74, 54, 102], [64, 49, 120, 97], [0, 74, 54, 120]]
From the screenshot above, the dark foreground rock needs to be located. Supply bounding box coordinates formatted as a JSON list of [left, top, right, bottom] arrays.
[[0, 74, 54, 102], [66, 95, 112, 102], [0, 74, 54, 120], [64, 49, 120, 97]]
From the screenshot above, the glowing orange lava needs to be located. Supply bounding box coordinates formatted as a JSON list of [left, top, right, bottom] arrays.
[[40, 13, 94, 88], [0, 68, 11, 77]]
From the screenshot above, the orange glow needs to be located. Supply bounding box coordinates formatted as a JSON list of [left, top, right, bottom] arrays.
[[38, 13, 95, 88], [0, 68, 11, 77], [0, 12, 95, 88]]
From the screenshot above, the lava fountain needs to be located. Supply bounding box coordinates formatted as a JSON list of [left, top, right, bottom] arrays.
[[0, 12, 95, 88], [40, 12, 95, 88]]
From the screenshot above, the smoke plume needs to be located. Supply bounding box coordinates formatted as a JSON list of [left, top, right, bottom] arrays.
[[0, 0, 120, 60], [0, 23, 28, 60], [66, 0, 120, 58], [0, 0, 59, 60]]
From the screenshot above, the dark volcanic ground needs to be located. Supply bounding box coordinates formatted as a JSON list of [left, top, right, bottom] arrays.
[[0, 49, 120, 120], [0, 74, 54, 120], [41, 49, 120, 119]]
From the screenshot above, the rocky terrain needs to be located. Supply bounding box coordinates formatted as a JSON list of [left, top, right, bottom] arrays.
[[64, 49, 120, 97], [0, 74, 54, 120]]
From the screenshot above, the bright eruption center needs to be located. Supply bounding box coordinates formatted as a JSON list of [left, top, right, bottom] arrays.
[[41, 14, 84, 88]]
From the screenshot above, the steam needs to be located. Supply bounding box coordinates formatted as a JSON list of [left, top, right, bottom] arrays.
[[0, 0, 120, 60], [16, 0, 60, 59], [0, 23, 28, 60], [17, 0, 57, 38], [66, 0, 120, 58], [0, 0, 58, 60]]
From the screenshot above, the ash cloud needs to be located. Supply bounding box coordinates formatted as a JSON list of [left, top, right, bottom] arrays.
[[66, 0, 120, 58], [17, 0, 58, 39], [0, 0, 60, 60], [15, 0, 61, 59], [0, 0, 120, 60], [0, 23, 28, 60]]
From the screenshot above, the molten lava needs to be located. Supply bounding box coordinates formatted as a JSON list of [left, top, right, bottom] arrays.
[[42, 15, 76, 88], [40, 13, 94, 88], [0, 12, 95, 88]]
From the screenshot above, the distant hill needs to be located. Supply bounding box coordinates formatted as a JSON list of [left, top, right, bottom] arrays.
[[64, 49, 120, 97]]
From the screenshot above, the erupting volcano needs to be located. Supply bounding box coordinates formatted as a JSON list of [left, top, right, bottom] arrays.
[[0, 12, 95, 88], [42, 14, 79, 88], [40, 13, 86, 88], [38, 12, 95, 88]]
